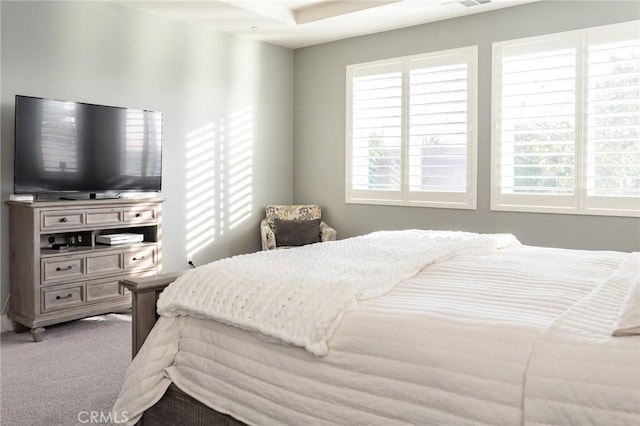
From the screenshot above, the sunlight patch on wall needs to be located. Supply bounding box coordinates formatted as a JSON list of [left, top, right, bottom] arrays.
[[227, 107, 253, 230], [184, 107, 254, 260], [185, 123, 217, 259]]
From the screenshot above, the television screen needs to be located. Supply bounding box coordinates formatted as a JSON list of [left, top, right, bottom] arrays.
[[14, 95, 163, 195]]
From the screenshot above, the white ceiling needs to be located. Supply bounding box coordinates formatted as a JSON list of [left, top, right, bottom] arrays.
[[119, 0, 540, 49]]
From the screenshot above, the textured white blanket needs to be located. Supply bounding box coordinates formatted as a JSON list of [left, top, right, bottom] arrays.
[[157, 230, 519, 356]]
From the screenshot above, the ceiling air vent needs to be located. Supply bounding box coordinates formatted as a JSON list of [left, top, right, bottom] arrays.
[[445, 0, 492, 7]]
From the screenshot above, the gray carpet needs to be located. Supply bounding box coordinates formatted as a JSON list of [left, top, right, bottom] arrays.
[[1, 312, 132, 425]]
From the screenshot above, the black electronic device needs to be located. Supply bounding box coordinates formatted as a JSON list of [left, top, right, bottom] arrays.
[[13, 95, 163, 198]]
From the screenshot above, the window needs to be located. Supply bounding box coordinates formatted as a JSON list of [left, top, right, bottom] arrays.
[[492, 21, 640, 217], [346, 46, 478, 209]]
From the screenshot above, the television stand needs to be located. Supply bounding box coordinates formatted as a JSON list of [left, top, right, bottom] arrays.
[[5, 197, 164, 341]]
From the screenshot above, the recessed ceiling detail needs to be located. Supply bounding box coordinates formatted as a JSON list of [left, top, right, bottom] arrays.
[[293, 1, 402, 24], [118, 0, 539, 49]]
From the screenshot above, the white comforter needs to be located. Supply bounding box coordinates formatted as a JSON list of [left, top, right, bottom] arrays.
[[113, 234, 639, 426], [525, 253, 640, 425], [157, 230, 517, 356]]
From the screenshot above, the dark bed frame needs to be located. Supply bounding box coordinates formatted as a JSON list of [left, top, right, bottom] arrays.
[[120, 274, 247, 426]]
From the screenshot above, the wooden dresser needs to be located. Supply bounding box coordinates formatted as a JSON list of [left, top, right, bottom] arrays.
[[6, 197, 164, 341]]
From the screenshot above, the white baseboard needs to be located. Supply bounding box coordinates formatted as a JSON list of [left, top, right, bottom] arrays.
[[1, 315, 14, 333]]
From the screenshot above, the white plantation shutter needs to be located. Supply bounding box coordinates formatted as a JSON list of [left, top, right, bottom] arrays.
[[498, 44, 576, 197], [492, 21, 640, 216], [351, 62, 403, 193], [409, 60, 469, 193], [586, 27, 640, 212], [346, 47, 477, 208]]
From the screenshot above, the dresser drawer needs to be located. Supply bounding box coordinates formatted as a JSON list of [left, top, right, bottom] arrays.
[[86, 208, 123, 226], [124, 207, 157, 224], [41, 210, 84, 231], [42, 284, 84, 313], [86, 251, 123, 276], [124, 247, 157, 271], [87, 278, 122, 302], [42, 256, 84, 284]]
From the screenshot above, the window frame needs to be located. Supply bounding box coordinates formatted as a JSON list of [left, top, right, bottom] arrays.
[[345, 46, 478, 210], [491, 21, 640, 218]]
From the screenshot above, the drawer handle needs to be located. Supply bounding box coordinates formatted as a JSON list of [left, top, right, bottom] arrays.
[[135, 213, 142, 218], [55, 293, 73, 300], [55, 266, 73, 272], [132, 256, 145, 261], [59, 217, 68, 223]]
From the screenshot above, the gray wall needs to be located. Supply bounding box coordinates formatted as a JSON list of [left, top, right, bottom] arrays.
[[0, 2, 294, 313], [293, 0, 640, 252]]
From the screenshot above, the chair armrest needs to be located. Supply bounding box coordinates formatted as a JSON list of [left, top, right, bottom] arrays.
[[320, 221, 337, 242], [260, 219, 276, 250]]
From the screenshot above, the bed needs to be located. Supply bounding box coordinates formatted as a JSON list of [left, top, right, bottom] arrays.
[[113, 230, 640, 425]]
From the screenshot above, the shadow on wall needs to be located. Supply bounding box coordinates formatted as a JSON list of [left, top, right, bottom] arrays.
[[185, 106, 254, 259]]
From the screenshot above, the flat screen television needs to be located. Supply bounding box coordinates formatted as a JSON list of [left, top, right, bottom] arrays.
[[14, 95, 163, 198]]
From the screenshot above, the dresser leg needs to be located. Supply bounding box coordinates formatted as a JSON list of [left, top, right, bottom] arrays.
[[31, 327, 45, 342]]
